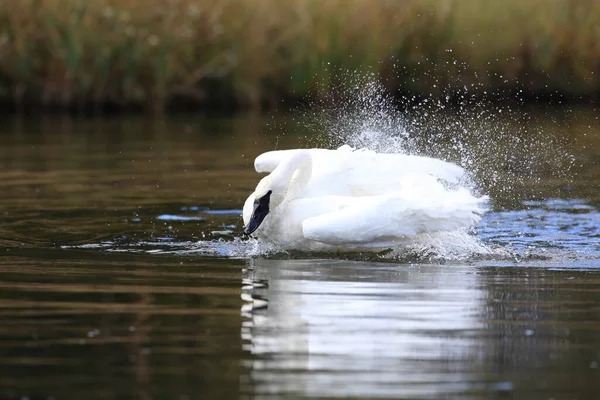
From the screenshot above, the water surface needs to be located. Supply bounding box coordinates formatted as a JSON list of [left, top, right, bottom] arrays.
[[0, 111, 599, 399]]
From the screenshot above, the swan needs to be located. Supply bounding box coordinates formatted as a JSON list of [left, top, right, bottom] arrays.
[[242, 146, 487, 252]]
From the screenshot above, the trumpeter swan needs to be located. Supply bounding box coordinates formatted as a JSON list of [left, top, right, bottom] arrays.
[[243, 146, 486, 252]]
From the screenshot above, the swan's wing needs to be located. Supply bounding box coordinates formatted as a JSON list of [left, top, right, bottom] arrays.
[[254, 150, 298, 173], [379, 153, 466, 184], [335, 150, 467, 186], [314, 147, 466, 185], [254, 146, 468, 197], [301, 192, 486, 247], [253, 148, 345, 173], [307, 149, 467, 195]]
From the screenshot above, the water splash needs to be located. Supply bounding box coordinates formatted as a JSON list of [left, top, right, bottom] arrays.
[[385, 230, 508, 262], [293, 72, 573, 261], [72, 234, 514, 263], [303, 72, 574, 208], [295, 76, 498, 259], [304, 74, 413, 154]]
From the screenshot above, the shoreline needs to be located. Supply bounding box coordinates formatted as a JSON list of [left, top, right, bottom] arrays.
[[2, 0, 599, 114]]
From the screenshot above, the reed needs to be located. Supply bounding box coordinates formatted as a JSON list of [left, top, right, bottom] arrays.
[[0, 0, 598, 114]]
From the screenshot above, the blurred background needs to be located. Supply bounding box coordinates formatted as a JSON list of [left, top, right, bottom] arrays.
[[1, 0, 599, 115]]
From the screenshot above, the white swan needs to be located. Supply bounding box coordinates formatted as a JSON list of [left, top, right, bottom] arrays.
[[243, 146, 487, 252]]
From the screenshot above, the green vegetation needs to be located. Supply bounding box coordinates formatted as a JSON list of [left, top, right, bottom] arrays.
[[1, 0, 599, 113]]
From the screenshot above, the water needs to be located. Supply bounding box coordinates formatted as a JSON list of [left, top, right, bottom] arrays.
[[0, 108, 599, 399]]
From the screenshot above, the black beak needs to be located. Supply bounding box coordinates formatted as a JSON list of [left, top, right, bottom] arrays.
[[243, 190, 272, 235]]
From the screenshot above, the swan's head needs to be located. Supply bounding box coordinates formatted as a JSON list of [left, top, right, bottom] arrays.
[[242, 172, 289, 235], [243, 151, 310, 235], [243, 188, 273, 236]]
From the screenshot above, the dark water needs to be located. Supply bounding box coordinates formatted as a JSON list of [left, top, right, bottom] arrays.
[[1, 110, 599, 399]]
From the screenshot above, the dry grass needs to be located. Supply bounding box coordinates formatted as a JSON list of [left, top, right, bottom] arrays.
[[0, 0, 598, 113]]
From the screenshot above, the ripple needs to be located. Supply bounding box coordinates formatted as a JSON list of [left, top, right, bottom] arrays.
[[479, 198, 599, 254], [156, 214, 206, 221], [70, 199, 600, 267], [72, 233, 510, 264]]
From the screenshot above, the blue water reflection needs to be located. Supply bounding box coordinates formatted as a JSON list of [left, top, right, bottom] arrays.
[[479, 199, 600, 257]]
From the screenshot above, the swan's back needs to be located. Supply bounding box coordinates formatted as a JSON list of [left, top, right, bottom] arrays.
[[254, 146, 467, 198], [254, 148, 334, 173]]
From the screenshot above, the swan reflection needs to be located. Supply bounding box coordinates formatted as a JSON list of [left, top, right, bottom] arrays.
[[240, 258, 485, 398], [240, 259, 600, 398]]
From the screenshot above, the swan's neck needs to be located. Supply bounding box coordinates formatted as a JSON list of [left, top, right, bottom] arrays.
[[271, 152, 312, 203]]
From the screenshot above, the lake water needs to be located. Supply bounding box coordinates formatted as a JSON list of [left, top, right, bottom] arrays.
[[1, 107, 599, 399]]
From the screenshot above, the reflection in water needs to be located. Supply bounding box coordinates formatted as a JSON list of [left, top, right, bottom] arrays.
[[241, 258, 600, 398]]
